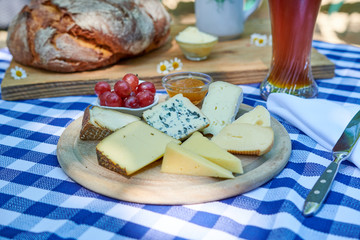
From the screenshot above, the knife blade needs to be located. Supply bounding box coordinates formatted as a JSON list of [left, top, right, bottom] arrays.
[[303, 110, 360, 217]]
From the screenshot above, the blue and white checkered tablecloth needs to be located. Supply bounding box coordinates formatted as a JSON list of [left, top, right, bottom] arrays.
[[0, 40, 360, 240]]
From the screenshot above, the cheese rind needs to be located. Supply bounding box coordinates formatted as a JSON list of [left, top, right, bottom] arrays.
[[80, 105, 140, 140], [143, 94, 209, 140], [211, 123, 274, 156], [181, 132, 243, 173], [233, 105, 271, 127], [96, 121, 181, 176], [161, 142, 234, 179], [201, 81, 243, 136]]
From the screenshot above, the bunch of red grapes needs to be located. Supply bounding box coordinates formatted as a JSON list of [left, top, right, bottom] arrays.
[[94, 73, 156, 108]]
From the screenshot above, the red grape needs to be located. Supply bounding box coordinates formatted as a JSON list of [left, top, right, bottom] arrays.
[[94, 81, 111, 96], [99, 91, 111, 106], [136, 81, 156, 95], [123, 73, 139, 92], [124, 96, 140, 108], [105, 91, 123, 107], [114, 80, 132, 98], [136, 90, 154, 107]]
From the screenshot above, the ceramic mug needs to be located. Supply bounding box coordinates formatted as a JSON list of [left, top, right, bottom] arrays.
[[195, 0, 262, 41]]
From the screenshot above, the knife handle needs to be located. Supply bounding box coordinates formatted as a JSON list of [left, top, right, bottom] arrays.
[[303, 161, 340, 217]]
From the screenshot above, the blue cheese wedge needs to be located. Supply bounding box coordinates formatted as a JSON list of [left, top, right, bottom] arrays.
[[201, 81, 243, 136], [143, 94, 209, 140]]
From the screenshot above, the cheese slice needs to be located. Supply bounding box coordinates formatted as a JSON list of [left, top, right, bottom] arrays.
[[80, 105, 139, 140], [181, 132, 243, 173], [233, 105, 271, 127], [201, 81, 243, 136], [143, 94, 209, 140], [90, 105, 140, 131], [96, 121, 181, 176], [211, 123, 274, 156], [161, 142, 234, 179]]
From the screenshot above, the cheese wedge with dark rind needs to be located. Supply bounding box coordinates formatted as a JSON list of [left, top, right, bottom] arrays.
[[96, 121, 181, 176], [80, 105, 140, 141]]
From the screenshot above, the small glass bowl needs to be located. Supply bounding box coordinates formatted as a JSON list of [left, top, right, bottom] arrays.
[[162, 72, 213, 105], [95, 94, 159, 117], [175, 37, 218, 61]]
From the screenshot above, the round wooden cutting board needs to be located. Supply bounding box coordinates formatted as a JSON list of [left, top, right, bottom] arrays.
[[57, 105, 291, 205]]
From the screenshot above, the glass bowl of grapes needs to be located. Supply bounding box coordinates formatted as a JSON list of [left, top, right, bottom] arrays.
[[94, 73, 159, 117]]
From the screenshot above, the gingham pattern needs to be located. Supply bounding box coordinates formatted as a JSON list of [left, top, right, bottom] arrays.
[[1, 41, 360, 240]]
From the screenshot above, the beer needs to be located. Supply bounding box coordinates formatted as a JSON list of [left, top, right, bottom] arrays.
[[260, 0, 322, 99]]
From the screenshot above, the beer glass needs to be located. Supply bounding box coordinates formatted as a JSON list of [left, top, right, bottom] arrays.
[[260, 0, 322, 100]]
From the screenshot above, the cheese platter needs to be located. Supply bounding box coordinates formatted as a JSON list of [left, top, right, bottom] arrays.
[[57, 104, 291, 205]]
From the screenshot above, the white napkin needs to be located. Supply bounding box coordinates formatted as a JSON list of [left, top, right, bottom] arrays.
[[266, 93, 360, 168]]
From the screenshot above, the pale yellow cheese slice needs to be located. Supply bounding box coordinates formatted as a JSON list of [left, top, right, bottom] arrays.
[[181, 132, 243, 174], [161, 142, 234, 179], [90, 106, 140, 131], [211, 123, 274, 156], [233, 105, 271, 127], [201, 81, 243, 136], [96, 121, 181, 176]]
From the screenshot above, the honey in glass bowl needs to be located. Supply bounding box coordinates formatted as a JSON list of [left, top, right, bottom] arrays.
[[162, 72, 213, 105]]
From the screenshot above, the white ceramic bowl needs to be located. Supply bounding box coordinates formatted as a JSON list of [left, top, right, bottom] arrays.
[[95, 93, 159, 117]]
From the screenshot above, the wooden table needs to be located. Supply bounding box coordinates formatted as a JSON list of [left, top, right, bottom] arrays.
[[0, 1, 336, 100]]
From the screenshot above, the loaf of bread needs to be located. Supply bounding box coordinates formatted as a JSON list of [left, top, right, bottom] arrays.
[[80, 105, 139, 141], [6, 0, 171, 72]]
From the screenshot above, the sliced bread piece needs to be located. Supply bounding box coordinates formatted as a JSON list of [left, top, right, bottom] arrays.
[[201, 81, 243, 136], [80, 105, 140, 140], [181, 132, 243, 174], [143, 94, 209, 140], [161, 142, 234, 179], [211, 123, 274, 156], [234, 105, 271, 127]]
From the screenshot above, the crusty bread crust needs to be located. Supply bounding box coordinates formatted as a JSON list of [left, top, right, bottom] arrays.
[[79, 106, 113, 140], [7, 0, 171, 72]]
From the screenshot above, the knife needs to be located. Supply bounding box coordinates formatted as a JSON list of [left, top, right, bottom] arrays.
[[303, 110, 360, 217]]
